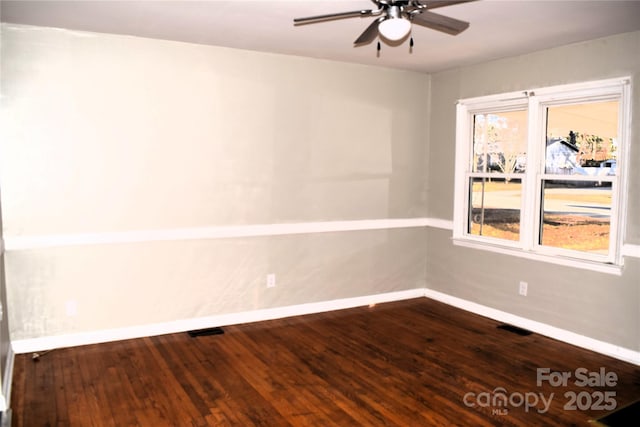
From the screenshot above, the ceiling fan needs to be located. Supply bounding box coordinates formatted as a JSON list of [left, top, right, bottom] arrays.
[[294, 0, 475, 46]]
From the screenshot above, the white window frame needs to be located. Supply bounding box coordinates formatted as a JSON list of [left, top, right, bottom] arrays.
[[453, 77, 631, 275]]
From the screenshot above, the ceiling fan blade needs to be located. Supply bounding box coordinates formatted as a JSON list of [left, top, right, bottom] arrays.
[[422, 0, 477, 10], [294, 9, 374, 25], [412, 10, 470, 35], [354, 18, 383, 45]]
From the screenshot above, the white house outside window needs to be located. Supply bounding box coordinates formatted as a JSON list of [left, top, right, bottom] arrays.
[[453, 78, 631, 274]]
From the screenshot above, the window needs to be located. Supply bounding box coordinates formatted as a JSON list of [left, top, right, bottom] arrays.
[[453, 78, 631, 273]]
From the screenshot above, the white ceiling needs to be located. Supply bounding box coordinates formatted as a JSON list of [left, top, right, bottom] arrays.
[[2, 0, 640, 73]]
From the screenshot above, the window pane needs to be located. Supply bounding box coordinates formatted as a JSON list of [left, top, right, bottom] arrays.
[[472, 111, 528, 173], [545, 101, 618, 176], [468, 178, 521, 241], [540, 180, 611, 254]]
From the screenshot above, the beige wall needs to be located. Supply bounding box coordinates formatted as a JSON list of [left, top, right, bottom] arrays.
[[1, 23, 638, 356], [426, 31, 640, 351], [1, 25, 429, 234], [0, 24, 429, 340]]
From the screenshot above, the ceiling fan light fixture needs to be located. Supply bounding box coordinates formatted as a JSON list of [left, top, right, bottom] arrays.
[[378, 17, 411, 41]]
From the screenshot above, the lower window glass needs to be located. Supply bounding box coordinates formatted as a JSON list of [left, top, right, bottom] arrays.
[[540, 180, 611, 254], [468, 177, 521, 241]]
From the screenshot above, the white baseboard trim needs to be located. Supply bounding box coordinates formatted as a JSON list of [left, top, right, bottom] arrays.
[[0, 347, 14, 412], [11, 288, 425, 354], [10, 287, 640, 366], [423, 288, 640, 366]]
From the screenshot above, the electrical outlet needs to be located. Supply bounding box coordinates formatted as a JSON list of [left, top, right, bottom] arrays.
[[266, 273, 276, 288], [519, 281, 528, 296]]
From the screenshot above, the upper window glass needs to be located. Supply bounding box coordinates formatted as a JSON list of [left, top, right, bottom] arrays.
[[545, 101, 618, 175], [472, 110, 528, 174]]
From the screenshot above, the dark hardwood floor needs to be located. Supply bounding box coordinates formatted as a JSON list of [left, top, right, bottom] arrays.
[[10, 298, 640, 426]]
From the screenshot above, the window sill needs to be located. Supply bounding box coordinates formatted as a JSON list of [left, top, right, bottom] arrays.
[[451, 238, 623, 276]]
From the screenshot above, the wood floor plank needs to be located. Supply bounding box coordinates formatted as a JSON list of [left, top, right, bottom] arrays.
[[10, 298, 640, 426], [246, 326, 367, 426]]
